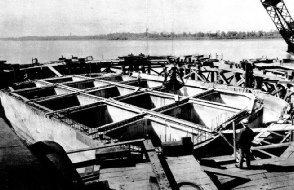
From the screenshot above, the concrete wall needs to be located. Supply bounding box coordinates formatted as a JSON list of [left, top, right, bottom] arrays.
[[160, 86, 207, 97], [162, 103, 235, 129], [191, 103, 235, 129], [107, 105, 138, 122], [122, 75, 136, 81], [200, 92, 250, 109], [150, 95, 174, 108], [99, 76, 123, 82], [93, 80, 110, 87], [67, 81, 95, 89], [146, 81, 163, 88], [89, 87, 120, 98], [76, 94, 99, 105], [38, 96, 81, 110], [35, 81, 50, 87], [149, 120, 199, 143], [89, 86, 135, 98], [106, 119, 151, 140], [17, 88, 57, 99], [218, 93, 250, 109], [45, 77, 73, 83], [183, 78, 286, 123], [256, 93, 287, 123], [248, 108, 263, 128], [67, 105, 138, 128], [0, 91, 101, 163], [72, 76, 84, 81], [67, 105, 112, 128], [117, 87, 135, 96], [120, 94, 174, 110], [120, 94, 154, 109], [54, 88, 75, 95]]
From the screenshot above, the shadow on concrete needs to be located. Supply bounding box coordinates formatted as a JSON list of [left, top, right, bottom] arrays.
[[219, 163, 294, 190], [220, 178, 250, 190], [250, 164, 294, 172], [0, 99, 14, 131]]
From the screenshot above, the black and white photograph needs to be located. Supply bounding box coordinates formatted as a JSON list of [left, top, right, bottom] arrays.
[[1, 0, 294, 189]]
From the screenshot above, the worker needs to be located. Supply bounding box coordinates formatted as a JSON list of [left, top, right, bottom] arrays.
[[236, 119, 255, 169], [137, 71, 142, 86]]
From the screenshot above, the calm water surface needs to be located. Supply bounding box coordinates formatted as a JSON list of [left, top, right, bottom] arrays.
[[0, 39, 291, 64]]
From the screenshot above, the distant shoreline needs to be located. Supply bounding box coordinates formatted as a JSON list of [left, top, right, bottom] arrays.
[[0, 37, 283, 41], [0, 31, 283, 41]]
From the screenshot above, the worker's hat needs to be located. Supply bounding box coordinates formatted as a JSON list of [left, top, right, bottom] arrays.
[[240, 118, 249, 126]]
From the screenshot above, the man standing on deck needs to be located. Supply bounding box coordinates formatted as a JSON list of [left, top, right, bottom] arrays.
[[137, 71, 142, 87], [236, 119, 255, 169]]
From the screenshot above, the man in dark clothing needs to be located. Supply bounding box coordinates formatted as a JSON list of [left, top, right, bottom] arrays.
[[236, 120, 255, 169]]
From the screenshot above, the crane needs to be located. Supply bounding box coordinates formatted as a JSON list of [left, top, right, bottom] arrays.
[[261, 0, 294, 52]]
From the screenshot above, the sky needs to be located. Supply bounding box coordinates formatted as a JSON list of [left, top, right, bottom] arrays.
[[1, 0, 294, 37]]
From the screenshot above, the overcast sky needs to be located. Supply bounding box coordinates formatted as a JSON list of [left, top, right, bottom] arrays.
[[1, 0, 294, 37]]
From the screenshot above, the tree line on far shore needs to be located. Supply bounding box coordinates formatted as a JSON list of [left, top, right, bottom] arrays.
[[2, 30, 282, 41]]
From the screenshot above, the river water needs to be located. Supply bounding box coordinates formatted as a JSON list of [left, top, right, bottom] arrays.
[[0, 39, 292, 64]]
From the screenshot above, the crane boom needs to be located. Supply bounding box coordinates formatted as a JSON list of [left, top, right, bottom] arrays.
[[261, 0, 294, 52]]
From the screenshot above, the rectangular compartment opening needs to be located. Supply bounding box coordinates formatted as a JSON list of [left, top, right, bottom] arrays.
[[16, 87, 70, 99], [37, 94, 98, 110], [126, 80, 163, 88], [65, 105, 138, 128], [159, 86, 207, 97], [199, 91, 250, 109], [88, 86, 135, 98], [65, 80, 109, 89], [119, 93, 174, 110], [45, 76, 83, 84], [12, 81, 37, 90], [161, 102, 236, 129]]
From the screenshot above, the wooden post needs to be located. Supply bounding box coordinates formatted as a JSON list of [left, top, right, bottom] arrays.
[[233, 121, 237, 161], [211, 71, 214, 82], [165, 126, 167, 142], [121, 65, 125, 74], [147, 62, 151, 75]]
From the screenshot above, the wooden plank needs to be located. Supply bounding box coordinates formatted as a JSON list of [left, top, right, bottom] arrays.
[[85, 165, 94, 175], [67, 138, 144, 154], [236, 78, 245, 86], [253, 129, 271, 144], [201, 166, 249, 179], [143, 141, 172, 190], [47, 65, 63, 76], [255, 149, 278, 158], [166, 155, 218, 190], [201, 155, 235, 163], [222, 128, 264, 134], [251, 142, 291, 150], [281, 141, 294, 159], [261, 140, 272, 145], [280, 133, 291, 143], [267, 124, 294, 132], [271, 131, 285, 138]]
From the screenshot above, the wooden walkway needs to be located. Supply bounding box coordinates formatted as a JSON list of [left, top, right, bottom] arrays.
[[205, 140, 294, 190], [99, 162, 155, 190], [166, 155, 218, 190]]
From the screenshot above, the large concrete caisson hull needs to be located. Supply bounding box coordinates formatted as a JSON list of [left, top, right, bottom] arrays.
[[0, 73, 267, 163]]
